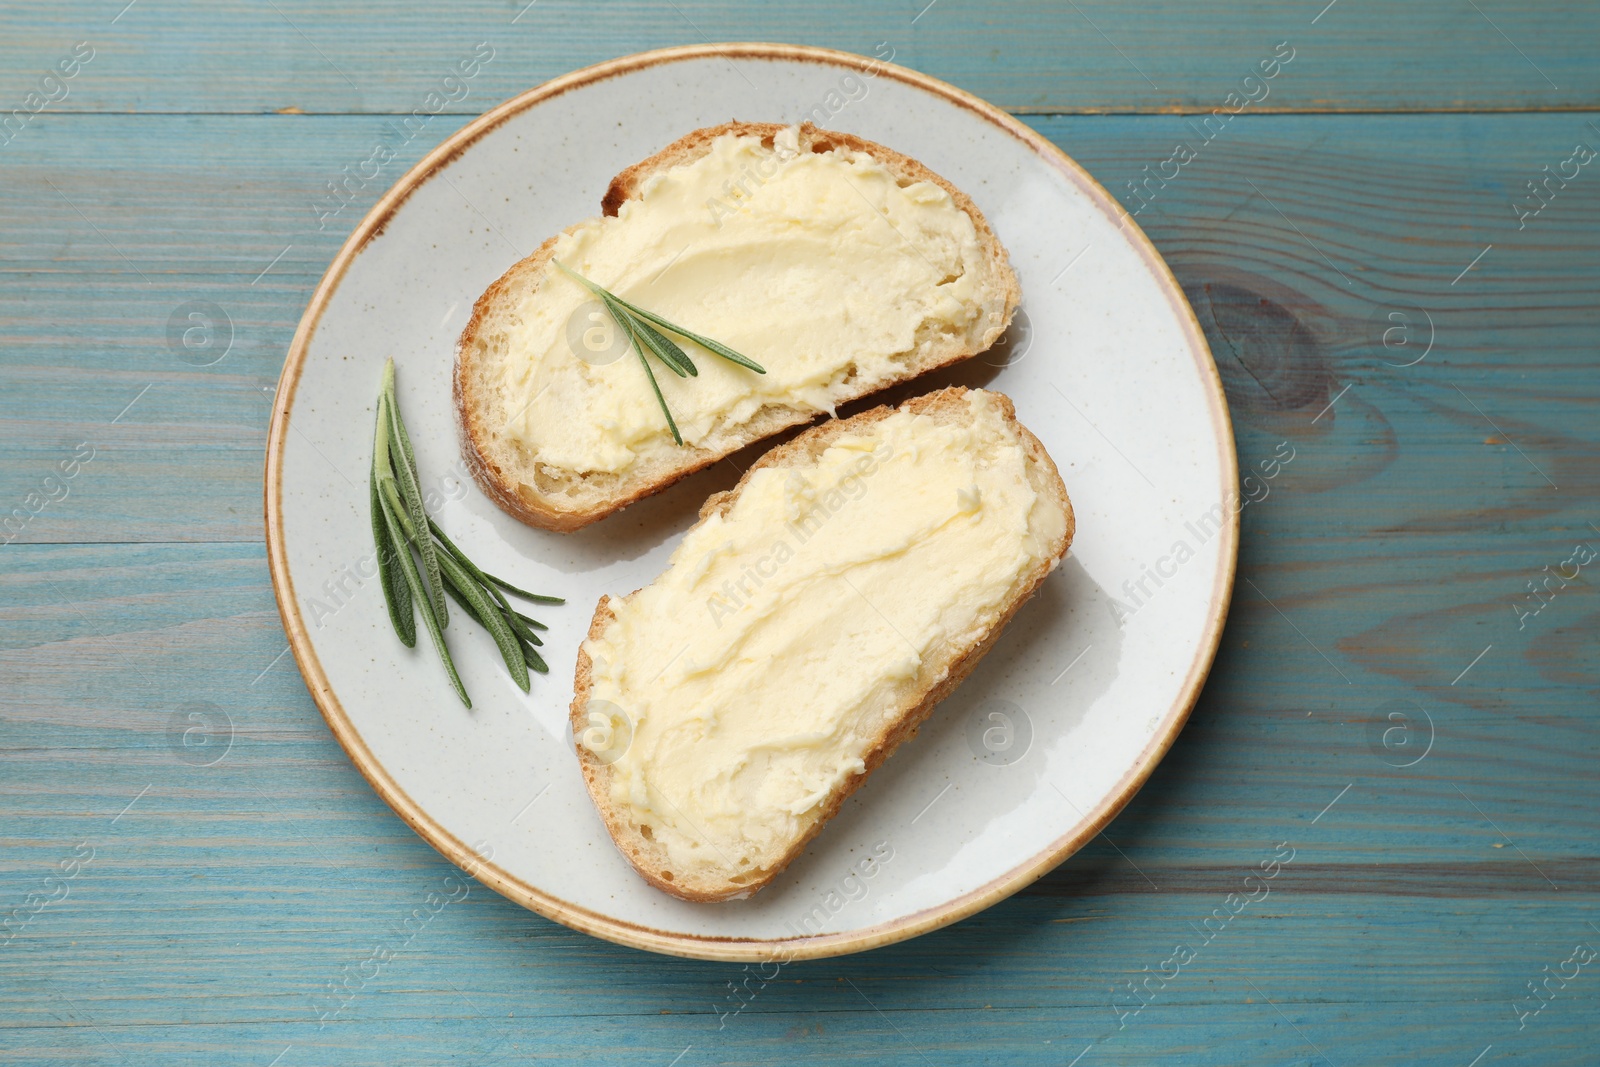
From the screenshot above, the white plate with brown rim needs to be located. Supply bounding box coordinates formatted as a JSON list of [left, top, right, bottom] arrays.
[[265, 43, 1238, 961]]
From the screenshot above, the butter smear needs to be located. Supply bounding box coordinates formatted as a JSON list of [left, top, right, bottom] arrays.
[[495, 125, 986, 473], [581, 391, 1067, 883]]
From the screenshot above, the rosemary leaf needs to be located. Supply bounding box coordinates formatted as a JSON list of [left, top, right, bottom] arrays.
[[441, 577, 479, 623], [371, 397, 415, 647], [436, 550, 529, 693], [439, 568, 541, 689], [378, 477, 415, 539], [381, 361, 448, 629], [624, 307, 698, 377], [428, 517, 507, 606], [518, 635, 550, 674], [371, 477, 415, 647], [381, 488, 469, 707], [430, 519, 557, 648], [373, 393, 396, 484], [480, 576, 512, 614], [483, 573, 565, 605], [390, 476, 552, 679], [552, 259, 615, 303], [601, 291, 691, 377], [381, 360, 418, 477], [504, 611, 544, 648], [380, 476, 464, 659], [439, 566, 499, 633], [623, 312, 684, 445]]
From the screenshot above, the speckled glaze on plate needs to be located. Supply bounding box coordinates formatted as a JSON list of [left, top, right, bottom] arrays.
[[265, 43, 1238, 961]]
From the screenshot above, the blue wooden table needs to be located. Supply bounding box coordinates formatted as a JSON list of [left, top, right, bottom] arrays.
[[3, 3, 1597, 1064]]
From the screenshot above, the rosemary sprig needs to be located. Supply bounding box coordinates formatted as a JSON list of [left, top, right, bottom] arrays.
[[553, 261, 765, 444], [370, 359, 564, 706]]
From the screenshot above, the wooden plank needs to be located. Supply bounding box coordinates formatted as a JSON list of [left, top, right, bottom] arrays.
[[0, 1, 1595, 117], [0, 968, 1592, 1066]]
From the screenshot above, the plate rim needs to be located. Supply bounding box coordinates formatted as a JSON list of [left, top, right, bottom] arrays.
[[264, 41, 1240, 962]]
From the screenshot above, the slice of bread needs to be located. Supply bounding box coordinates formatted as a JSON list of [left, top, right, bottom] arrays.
[[455, 122, 1020, 532], [570, 388, 1074, 902]]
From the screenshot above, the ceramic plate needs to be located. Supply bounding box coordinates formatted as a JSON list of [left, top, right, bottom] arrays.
[[266, 43, 1237, 961]]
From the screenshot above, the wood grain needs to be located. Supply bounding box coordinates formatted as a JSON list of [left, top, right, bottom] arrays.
[[0, 1, 1596, 114], [1, 2, 1598, 1064]]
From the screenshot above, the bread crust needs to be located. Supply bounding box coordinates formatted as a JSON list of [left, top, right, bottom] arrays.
[[570, 387, 1074, 902], [454, 122, 1021, 533]]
